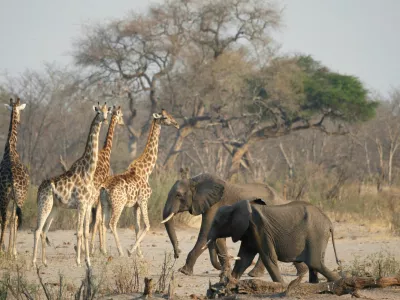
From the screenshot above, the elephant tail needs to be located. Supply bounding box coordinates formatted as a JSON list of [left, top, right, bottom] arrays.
[[330, 227, 341, 266]]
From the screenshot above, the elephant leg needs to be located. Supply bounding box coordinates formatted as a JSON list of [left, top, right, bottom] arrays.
[[309, 267, 319, 283], [248, 256, 266, 277], [311, 261, 340, 282], [259, 253, 283, 283], [180, 209, 217, 275], [231, 244, 257, 280], [294, 262, 309, 276]]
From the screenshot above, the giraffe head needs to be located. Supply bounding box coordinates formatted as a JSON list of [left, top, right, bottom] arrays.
[[152, 109, 179, 129], [93, 102, 111, 123], [111, 105, 124, 126], [4, 98, 26, 124]]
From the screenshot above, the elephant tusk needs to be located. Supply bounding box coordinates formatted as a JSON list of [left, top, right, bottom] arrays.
[[161, 213, 175, 224], [218, 253, 241, 260], [201, 239, 212, 250]]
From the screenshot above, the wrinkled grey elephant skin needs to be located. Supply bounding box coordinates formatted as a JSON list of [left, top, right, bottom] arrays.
[[161, 173, 307, 276], [207, 199, 342, 283]]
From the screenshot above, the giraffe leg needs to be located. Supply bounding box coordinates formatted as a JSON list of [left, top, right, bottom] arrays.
[[7, 203, 16, 256], [33, 186, 53, 268], [90, 203, 102, 255], [128, 199, 150, 255], [0, 203, 8, 252], [0, 186, 9, 252], [76, 204, 86, 267], [12, 208, 18, 257], [41, 209, 57, 267], [84, 204, 92, 267], [97, 204, 104, 255], [130, 205, 143, 258], [0, 207, 6, 252], [100, 190, 111, 255], [109, 204, 125, 257]]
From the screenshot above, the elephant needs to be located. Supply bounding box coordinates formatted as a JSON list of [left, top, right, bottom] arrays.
[[161, 169, 308, 276], [205, 199, 342, 283]]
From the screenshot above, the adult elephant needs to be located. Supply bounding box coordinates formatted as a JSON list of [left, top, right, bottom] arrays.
[[161, 169, 308, 276]]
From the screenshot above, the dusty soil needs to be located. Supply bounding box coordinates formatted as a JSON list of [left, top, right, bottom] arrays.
[[2, 219, 400, 299]]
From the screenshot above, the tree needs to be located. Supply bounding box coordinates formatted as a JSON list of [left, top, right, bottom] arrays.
[[0, 65, 99, 184], [73, 1, 187, 159], [220, 55, 379, 180], [162, 0, 282, 170]]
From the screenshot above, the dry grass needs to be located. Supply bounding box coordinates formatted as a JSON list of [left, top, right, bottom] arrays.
[[344, 249, 400, 277], [109, 258, 148, 294], [18, 165, 400, 235], [269, 164, 400, 235], [0, 252, 176, 299]]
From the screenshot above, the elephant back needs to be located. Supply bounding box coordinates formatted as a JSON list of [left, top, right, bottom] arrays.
[[222, 181, 285, 206]]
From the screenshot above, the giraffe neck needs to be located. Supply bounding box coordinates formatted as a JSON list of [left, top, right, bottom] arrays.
[[81, 114, 103, 178], [101, 114, 118, 158], [3, 108, 19, 161], [128, 119, 161, 180]]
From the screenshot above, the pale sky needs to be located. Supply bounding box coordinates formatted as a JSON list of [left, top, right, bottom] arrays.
[[0, 0, 399, 97]]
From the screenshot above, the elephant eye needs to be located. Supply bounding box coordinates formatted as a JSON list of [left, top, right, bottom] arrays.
[[176, 192, 182, 198]]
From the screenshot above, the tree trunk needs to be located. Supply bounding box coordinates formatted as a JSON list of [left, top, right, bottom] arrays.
[[279, 142, 294, 179], [227, 142, 250, 182], [364, 140, 372, 177], [388, 141, 399, 186], [128, 132, 139, 160], [164, 126, 193, 169], [376, 138, 385, 191]]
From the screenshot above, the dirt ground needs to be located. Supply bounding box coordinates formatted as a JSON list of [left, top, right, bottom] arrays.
[[3, 219, 400, 299]]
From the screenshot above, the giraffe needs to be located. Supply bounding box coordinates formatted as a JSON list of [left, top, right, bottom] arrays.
[[100, 109, 179, 257], [89, 106, 124, 254], [0, 98, 29, 257], [54, 106, 124, 255], [32, 102, 110, 268]]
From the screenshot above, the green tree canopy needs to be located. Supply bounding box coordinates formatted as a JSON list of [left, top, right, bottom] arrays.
[[249, 55, 378, 128]]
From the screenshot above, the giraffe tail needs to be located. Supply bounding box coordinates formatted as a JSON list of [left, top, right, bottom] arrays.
[[16, 206, 22, 230]]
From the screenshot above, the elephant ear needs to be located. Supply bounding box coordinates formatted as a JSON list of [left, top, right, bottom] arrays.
[[190, 179, 225, 216], [231, 200, 252, 243]]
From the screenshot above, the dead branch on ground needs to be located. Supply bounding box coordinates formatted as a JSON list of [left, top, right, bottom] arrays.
[[207, 274, 400, 298]]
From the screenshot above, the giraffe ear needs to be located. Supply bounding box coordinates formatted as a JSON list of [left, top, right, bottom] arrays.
[[4, 104, 12, 111], [93, 105, 99, 112], [18, 103, 26, 111]]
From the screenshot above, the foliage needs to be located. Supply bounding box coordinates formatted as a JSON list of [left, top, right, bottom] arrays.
[[345, 250, 400, 277], [247, 55, 379, 127]]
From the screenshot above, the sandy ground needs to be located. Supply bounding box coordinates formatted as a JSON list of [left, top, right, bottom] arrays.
[[2, 220, 400, 299]]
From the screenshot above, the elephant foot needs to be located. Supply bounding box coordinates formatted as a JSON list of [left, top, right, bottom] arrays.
[[248, 268, 265, 278], [178, 265, 193, 276]]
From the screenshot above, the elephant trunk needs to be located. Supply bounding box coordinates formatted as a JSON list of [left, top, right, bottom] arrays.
[[209, 239, 223, 270], [163, 206, 181, 259]]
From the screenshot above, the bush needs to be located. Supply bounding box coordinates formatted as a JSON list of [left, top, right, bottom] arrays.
[[344, 250, 400, 277]]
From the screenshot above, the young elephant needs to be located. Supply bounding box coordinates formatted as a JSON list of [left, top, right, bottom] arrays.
[[205, 199, 341, 283]]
